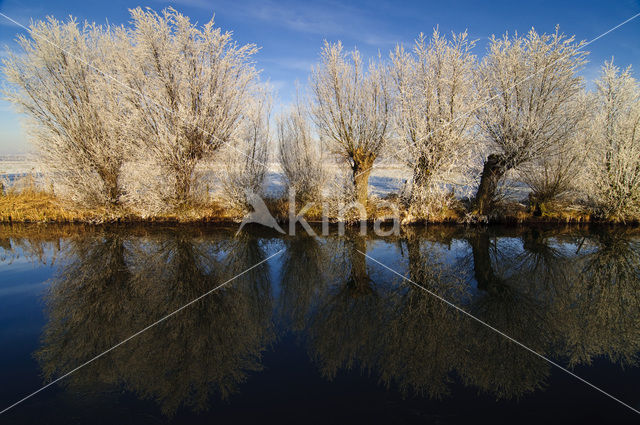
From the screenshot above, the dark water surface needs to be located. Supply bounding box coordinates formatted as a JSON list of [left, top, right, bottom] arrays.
[[0, 224, 639, 424]]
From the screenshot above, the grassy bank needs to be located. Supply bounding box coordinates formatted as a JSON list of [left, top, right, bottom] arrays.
[[0, 187, 615, 225]]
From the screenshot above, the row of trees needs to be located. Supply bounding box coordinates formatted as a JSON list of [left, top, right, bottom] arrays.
[[290, 28, 639, 220], [3, 8, 640, 220]]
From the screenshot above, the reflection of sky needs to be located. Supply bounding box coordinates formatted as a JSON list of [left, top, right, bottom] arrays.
[[1, 227, 640, 422], [0, 248, 52, 409], [0, 0, 639, 155]]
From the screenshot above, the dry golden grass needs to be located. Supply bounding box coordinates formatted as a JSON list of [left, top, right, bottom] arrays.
[[0, 189, 99, 222], [0, 184, 243, 223], [0, 186, 633, 225]]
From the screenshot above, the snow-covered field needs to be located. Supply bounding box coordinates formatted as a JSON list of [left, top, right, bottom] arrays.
[[0, 157, 39, 175], [0, 157, 411, 197], [0, 157, 533, 202], [260, 162, 410, 197]]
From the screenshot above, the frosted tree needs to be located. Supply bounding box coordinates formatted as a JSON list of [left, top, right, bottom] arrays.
[[473, 27, 587, 215], [518, 125, 590, 215], [310, 41, 392, 206], [277, 97, 325, 206], [219, 89, 270, 212], [2, 18, 131, 207], [390, 29, 477, 213], [586, 62, 640, 220], [123, 7, 260, 207]]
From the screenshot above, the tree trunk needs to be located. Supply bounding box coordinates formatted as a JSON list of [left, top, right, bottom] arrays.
[[410, 156, 432, 204], [106, 179, 121, 207], [413, 155, 431, 188], [174, 163, 196, 207], [473, 154, 507, 215], [98, 165, 121, 207], [528, 193, 549, 217], [352, 157, 374, 206]]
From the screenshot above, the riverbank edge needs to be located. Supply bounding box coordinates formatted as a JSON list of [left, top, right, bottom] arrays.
[[1, 190, 638, 226]]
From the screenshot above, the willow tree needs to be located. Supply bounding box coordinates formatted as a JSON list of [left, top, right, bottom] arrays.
[[473, 27, 587, 215], [586, 62, 640, 221], [124, 7, 261, 206], [310, 41, 392, 206], [2, 18, 130, 207], [390, 30, 477, 210], [277, 98, 325, 206]]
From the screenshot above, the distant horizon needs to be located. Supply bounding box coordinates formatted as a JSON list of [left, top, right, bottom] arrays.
[[0, 0, 639, 154]]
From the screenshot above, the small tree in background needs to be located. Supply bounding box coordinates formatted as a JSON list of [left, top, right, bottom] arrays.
[[390, 29, 478, 216], [310, 41, 392, 206], [473, 27, 587, 215], [518, 133, 590, 215], [2, 18, 131, 208], [518, 90, 592, 215], [586, 62, 640, 221], [219, 90, 270, 212], [277, 97, 325, 207]]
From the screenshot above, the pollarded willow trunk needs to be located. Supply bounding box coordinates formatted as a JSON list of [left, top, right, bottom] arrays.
[[528, 193, 553, 217], [173, 162, 197, 207], [96, 163, 123, 207], [473, 154, 508, 216], [352, 153, 375, 206], [412, 155, 432, 189], [409, 155, 434, 206], [106, 180, 121, 207]]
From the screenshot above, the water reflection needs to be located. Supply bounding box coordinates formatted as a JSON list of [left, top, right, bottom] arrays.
[[280, 226, 640, 401], [2, 224, 639, 418], [35, 228, 275, 415]]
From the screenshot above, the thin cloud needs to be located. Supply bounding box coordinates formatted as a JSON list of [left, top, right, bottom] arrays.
[[262, 57, 314, 72], [160, 0, 402, 47]]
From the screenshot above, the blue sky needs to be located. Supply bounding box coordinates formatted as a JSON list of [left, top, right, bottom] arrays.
[[0, 0, 639, 154]]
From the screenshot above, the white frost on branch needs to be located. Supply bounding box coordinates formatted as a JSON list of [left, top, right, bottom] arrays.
[[310, 41, 392, 205], [586, 62, 640, 220], [277, 94, 325, 206], [2, 18, 132, 207], [120, 7, 261, 207], [390, 29, 478, 216]]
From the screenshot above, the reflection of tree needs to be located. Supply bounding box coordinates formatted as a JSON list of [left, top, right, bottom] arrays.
[[37, 228, 274, 416], [463, 227, 640, 396], [0, 223, 80, 265], [27, 225, 640, 411], [278, 234, 326, 330], [378, 231, 469, 398], [302, 233, 393, 379], [289, 229, 547, 399], [285, 227, 640, 402], [384, 231, 549, 399], [558, 229, 640, 366], [464, 229, 553, 397]]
